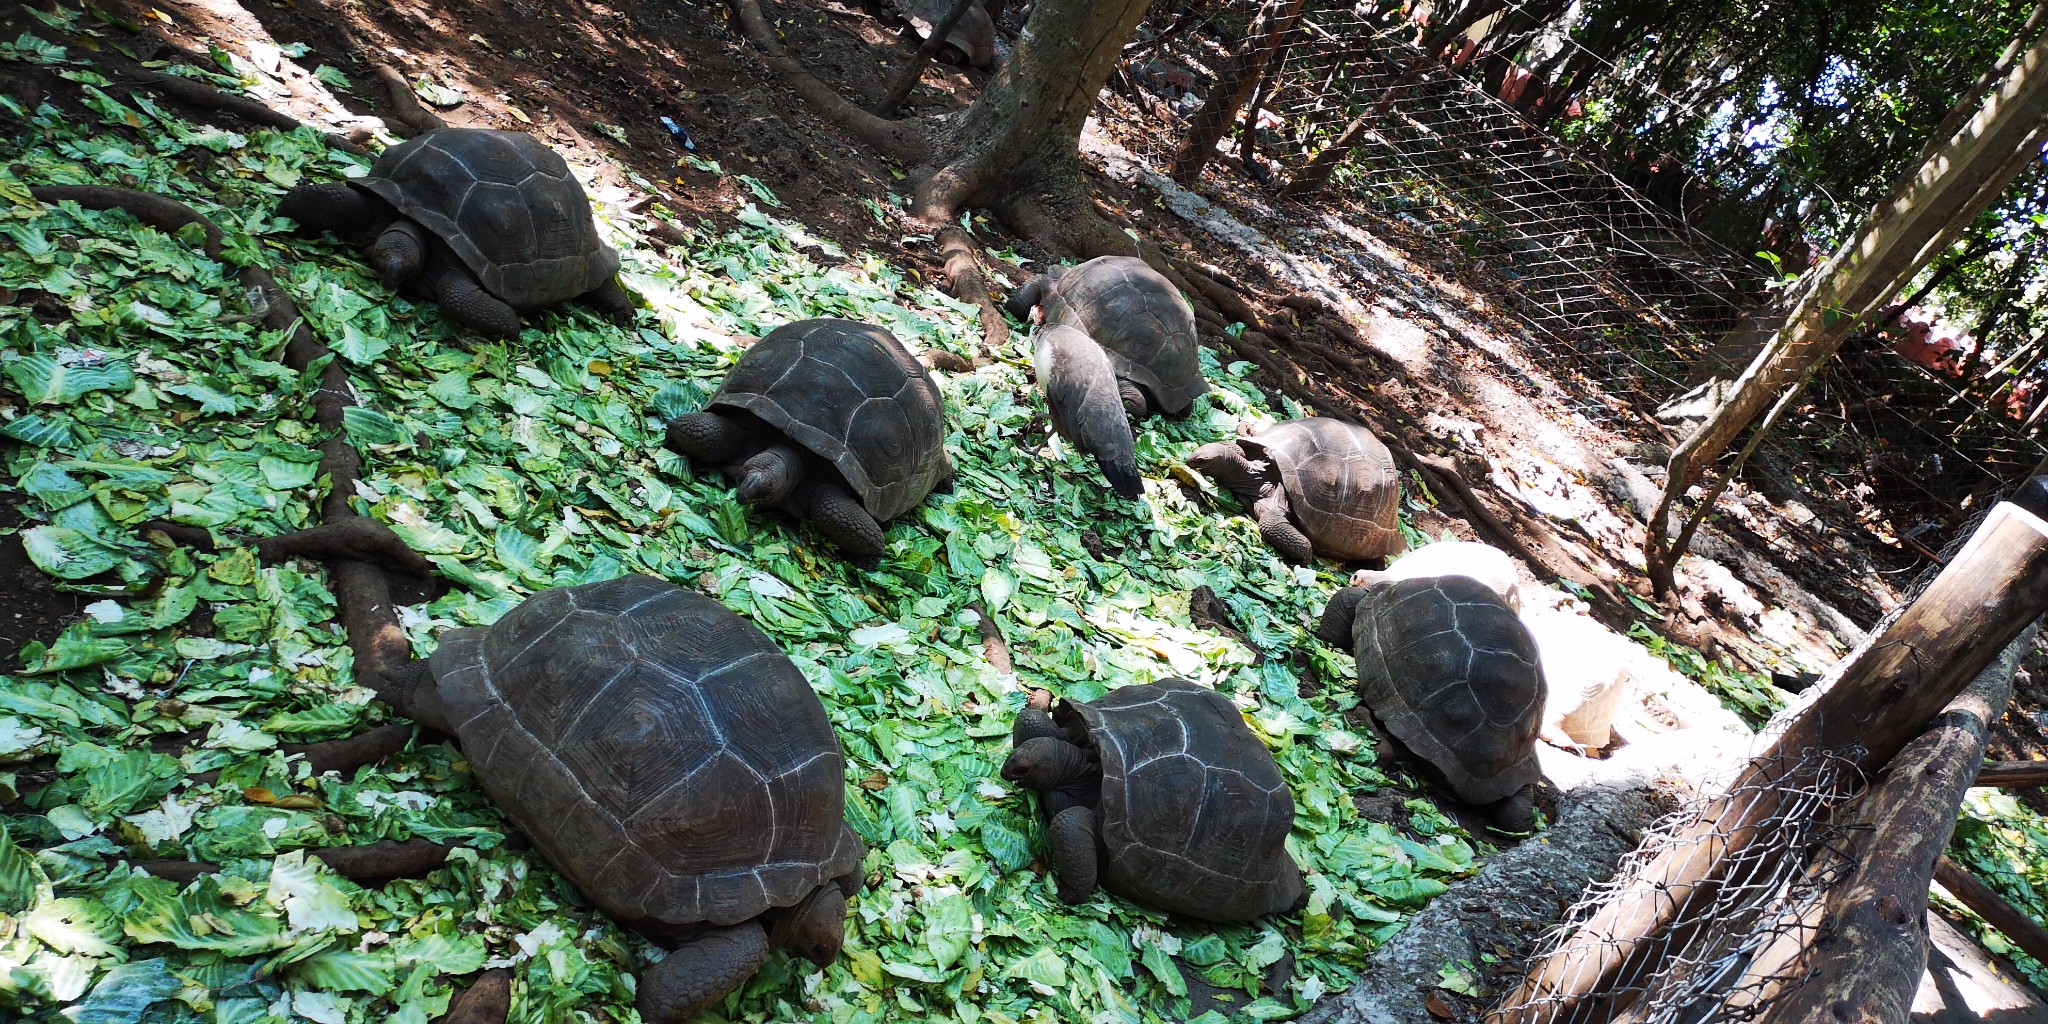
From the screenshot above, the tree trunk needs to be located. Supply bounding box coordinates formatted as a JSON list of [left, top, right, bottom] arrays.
[[1745, 625, 2032, 1023], [1496, 484, 2048, 1021], [1168, 0, 1307, 184], [1645, 23, 2048, 591], [914, 0, 1156, 253]]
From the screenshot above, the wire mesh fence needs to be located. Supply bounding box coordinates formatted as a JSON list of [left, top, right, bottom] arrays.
[[1487, 747, 1869, 1023], [1101, 0, 2047, 556]]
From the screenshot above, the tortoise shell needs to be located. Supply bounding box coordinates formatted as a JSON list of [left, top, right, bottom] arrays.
[[428, 574, 861, 927], [1244, 418, 1402, 561], [1041, 256, 1207, 415], [899, 0, 997, 66], [708, 318, 951, 522], [1057, 678, 1302, 921], [1344, 575, 1543, 804], [352, 128, 619, 311]]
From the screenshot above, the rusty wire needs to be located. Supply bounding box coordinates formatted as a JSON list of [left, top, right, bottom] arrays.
[[1489, 747, 1868, 1023]]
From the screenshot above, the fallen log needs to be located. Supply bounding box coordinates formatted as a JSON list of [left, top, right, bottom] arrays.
[[1301, 771, 1678, 1024], [1975, 760, 2048, 788], [1747, 624, 2033, 1023], [1495, 481, 2048, 1021], [1933, 853, 2048, 974]]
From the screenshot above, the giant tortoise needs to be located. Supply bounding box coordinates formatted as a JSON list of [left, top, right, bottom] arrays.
[[666, 318, 952, 562], [1317, 573, 1544, 830], [1007, 256, 1207, 499], [1000, 679, 1304, 921], [1187, 417, 1404, 564], [278, 127, 631, 338]]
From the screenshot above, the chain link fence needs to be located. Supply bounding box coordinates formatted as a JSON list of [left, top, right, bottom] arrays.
[[1487, 747, 1867, 1022], [1101, 0, 2047, 557]]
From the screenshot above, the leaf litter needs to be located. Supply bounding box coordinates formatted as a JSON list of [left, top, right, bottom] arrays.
[[0, 37, 1492, 1024]]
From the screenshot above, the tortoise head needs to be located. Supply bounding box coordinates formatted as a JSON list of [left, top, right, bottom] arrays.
[[1000, 737, 1095, 792], [736, 443, 805, 506], [1185, 441, 1266, 495]]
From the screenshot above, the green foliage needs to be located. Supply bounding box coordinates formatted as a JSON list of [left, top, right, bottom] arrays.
[[1625, 623, 1786, 728], [0, 56, 1479, 1024]]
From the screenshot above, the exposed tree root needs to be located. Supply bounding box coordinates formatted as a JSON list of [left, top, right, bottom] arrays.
[[934, 224, 1013, 359], [728, 0, 927, 162], [129, 839, 454, 887], [16, 30, 374, 155], [970, 600, 1014, 675], [435, 969, 512, 1024], [372, 65, 450, 135], [1189, 585, 1262, 664]]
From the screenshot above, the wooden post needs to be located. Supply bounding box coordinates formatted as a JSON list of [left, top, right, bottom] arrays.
[[1932, 854, 2048, 971], [1492, 484, 2048, 1022], [1975, 760, 2048, 788], [1746, 625, 2031, 1023]]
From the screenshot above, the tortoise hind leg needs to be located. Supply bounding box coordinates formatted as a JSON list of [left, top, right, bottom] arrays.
[[579, 275, 636, 325], [1253, 489, 1316, 564], [796, 479, 886, 564], [1048, 805, 1099, 905], [636, 922, 770, 1024], [424, 257, 522, 339], [767, 880, 850, 967]]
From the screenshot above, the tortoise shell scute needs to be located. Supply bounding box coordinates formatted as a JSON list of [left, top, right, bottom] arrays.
[[428, 575, 858, 928]]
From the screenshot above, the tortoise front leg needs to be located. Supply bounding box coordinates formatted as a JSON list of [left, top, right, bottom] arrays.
[[578, 275, 636, 325], [1048, 805, 1099, 905], [636, 921, 771, 1024], [1253, 487, 1316, 565], [1117, 379, 1151, 419], [666, 410, 770, 466], [424, 258, 522, 340], [796, 478, 886, 563], [767, 880, 850, 967], [1489, 785, 1538, 834], [1315, 585, 1369, 650]]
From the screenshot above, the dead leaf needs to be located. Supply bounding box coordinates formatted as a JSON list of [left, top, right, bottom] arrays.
[[1424, 990, 1456, 1019]]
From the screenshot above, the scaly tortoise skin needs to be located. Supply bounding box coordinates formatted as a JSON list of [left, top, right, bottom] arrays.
[[1189, 417, 1403, 564], [1027, 256, 1208, 416], [1002, 679, 1304, 922], [1318, 574, 1543, 828], [419, 574, 865, 1021], [355, 128, 619, 311]]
